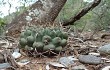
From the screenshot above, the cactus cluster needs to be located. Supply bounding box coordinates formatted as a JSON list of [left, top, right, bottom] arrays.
[[19, 27, 68, 56]]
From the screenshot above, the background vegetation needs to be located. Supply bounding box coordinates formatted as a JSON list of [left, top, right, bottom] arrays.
[[0, 0, 110, 35]]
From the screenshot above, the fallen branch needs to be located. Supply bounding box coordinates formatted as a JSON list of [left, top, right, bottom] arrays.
[[2, 49, 18, 68], [101, 33, 110, 39]]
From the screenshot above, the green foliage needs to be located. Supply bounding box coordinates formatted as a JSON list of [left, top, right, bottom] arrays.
[[58, 0, 110, 31], [88, 0, 110, 30], [0, 18, 6, 35], [58, 0, 84, 21]]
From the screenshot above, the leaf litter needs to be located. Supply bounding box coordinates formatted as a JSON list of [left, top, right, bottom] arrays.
[[1, 30, 110, 70]]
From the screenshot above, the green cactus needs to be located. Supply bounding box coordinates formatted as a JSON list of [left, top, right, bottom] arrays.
[[55, 46, 62, 52], [52, 37, 61, 46], [33, 42, 44, 51], [31, 30, 37, 36], [62, 32, 68, 39], [49, 30, 56, 38], [27, 36, 35, 47], [25, 45, 33, 51], [60, 39, 67, 47], [43, 44, 55, 51], [19, 26, 68, 56], [55, 30, 62, 36], [25, 30, 32, 36], [43, 28, 51, 36], [36, 33, 43, 42], [19, 38, 27, 48], [20, 32, 25, 38], [42, 35, 52, 43]]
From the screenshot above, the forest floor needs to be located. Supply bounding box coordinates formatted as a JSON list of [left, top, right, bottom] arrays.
[[1, 30, 110, 70], [16, 31, 110, 70]]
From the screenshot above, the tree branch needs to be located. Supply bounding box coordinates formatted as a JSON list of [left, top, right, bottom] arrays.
[[62, 0, 101, 26]]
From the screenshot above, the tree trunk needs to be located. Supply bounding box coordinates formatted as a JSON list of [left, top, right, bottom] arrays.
[[62, 0, 101, 26], [41, 0, 67, 25], [6, 0, 67, 37]]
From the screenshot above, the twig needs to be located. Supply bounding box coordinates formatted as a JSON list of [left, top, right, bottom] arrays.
[[5, 49, 18, 68]]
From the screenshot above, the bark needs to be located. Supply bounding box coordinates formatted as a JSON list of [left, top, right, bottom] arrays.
[[41, 0, 67, 24], [6, 0, 67, 37], [62, 0, 101, 26]]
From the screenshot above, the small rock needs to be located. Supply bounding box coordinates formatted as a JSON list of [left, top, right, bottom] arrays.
[[72, 65, 88, 70], [49, 62, 65, 68], [101, 57, 109, 61], [78, 55, 101, 64], [98, 44, 110, 55], [67, 56, 78, 61], [14, 48, 20, 52], [61, 68, 68, 70], [17, 59, 30, 67], [89, 52, 100, 56], [89, 45, 98, 48], [106, 60, 110, 63], [101, 66, 110, 70], [59, 57, 74, 67], [12, 52, 21, 59], [46, 64, 50, 70], [0, 63, 11, 69]]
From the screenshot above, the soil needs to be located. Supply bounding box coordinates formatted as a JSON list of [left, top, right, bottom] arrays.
[[3, 30, 110, 70]]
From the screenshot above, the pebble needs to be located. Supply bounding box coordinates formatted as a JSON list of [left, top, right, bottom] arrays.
[[98, 44, 110, 55], [101, 57, 109, 61], [72, 65, 88, 70], [89, 45, 98, 48], [67, 56, 78, 61], [17, 59, 30, 67], [59, 57, 74, 67], [101, 66, 110, 70], [12, 52, 21, 59], [61, 68, 68, 70], [89, 52, 100, 56], [49, 62, 65, 68], [0, 63, 11, 69], [78, 55, 101, 64], [106, 60, 110, 63], [46, 64, 50, 70]]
